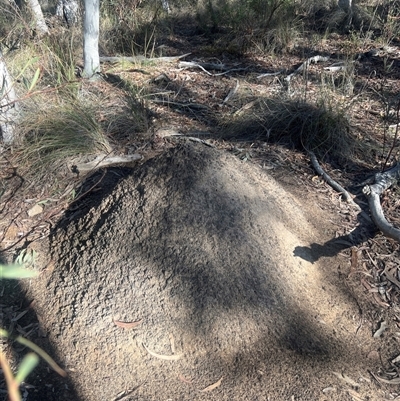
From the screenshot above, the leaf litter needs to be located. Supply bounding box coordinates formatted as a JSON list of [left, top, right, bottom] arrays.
[[142, 343, 183, 361]]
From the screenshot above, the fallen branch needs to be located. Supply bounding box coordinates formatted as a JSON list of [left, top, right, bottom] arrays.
[[256, 70, 284, 79], [71, 153, 142, 174], [309, 151, 361, 210], [223, 79, 239, 103], [150, 98, 209, 110], [100, 53, 191, 64], [362, 164, 400, 242], [178, 61, 248, 76], [285, 55, 330, 83]]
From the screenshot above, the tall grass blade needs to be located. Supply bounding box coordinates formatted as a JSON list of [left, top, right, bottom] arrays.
[[0, 265, 39, 279], [14, 353, 40, 385]]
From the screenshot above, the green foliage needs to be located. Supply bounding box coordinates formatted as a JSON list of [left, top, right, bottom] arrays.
[[0, 263, 65, 401], [0, 264, 38, 279], [15, 248, 37, 267], [14, 353, 40, 385], [41, 30, 80, 85]]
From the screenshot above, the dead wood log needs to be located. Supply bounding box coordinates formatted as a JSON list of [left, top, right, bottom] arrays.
[[285, 55, 330, 83], [178, 61, 248, 76], [100, 53, 191, 64], [70, 153, 142, 174], [363, 164, 400, 242]]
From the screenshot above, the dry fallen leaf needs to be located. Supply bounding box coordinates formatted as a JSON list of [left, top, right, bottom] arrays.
[[169, 333, 176, 354], [27, 204, 43, 217], [347, 388, 365, 401], [143, 343, 183, 361], [351, 247, 358, 270], [332, 372, 359, 388], [200, 376, 223, 392], [178, 374, 193, 384], [113, 319, 142, 329], [373, 321, 387, 338]]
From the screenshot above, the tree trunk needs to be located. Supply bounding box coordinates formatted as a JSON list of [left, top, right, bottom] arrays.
[[26, 0, 49, 36], [56, 0, 80, 27], [83, 0, 100, 79], [161, 0, 171, 13], [338, 0, 352, 12], [0, 51, 19, 145], [338, 0, 353, 28]]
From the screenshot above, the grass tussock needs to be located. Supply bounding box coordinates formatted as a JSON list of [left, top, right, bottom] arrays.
[[16, 100, 112, 175], [196, 0, 301, 54], [221, 97, 361, 163], [100, 0, 170, 55]]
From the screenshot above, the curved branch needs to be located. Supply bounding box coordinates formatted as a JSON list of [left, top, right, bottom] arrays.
[[363, 163, 400, 242], [309, 151, 360, 210]]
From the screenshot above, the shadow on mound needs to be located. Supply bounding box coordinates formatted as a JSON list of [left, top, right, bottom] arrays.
[[30, 143, 373, 400]]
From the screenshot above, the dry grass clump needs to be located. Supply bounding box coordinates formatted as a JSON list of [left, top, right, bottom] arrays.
[[100, 0, 170, 55], [195, 0, 301, 54], [16, 99, 112, 175], [221, 97, 362, 164]]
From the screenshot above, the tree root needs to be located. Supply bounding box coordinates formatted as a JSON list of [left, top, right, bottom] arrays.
[[309, 151, 361, 210], [363, 164, 400, 242]]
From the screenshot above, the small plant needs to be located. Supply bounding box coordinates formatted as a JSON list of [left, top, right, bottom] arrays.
[[0, 263, 66, 401]]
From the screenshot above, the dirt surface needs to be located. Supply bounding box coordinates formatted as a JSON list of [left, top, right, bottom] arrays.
[[9, 142, 391, 401], [3, 14, 400, 401]]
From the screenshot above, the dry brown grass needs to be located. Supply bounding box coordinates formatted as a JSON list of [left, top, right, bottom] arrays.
[[220, 97, 366, 164]]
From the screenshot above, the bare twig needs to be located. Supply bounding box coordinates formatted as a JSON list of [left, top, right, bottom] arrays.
[[309, 151, 360, 210], [382, 99, 400, 171]]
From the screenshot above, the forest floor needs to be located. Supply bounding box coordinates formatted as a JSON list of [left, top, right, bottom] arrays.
[[2, 16, 400, 401]]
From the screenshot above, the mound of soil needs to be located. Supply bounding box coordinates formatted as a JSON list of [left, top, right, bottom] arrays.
[[25, 143, 380, 400]]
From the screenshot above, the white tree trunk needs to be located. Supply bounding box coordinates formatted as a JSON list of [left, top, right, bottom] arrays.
[[56, 0, 80, 26], [26, 0, 49, 36], [338, 0, 352, 12], [338, 0, 353, 28], [83, 0, 100, 78], [0, 51, 19, 145], [161, 0, 171, 13]]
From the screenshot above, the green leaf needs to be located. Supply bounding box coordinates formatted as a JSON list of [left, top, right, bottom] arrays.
[[15, 336, 67, 377], [14, 57, 39, 81], [0, 328, 9, 337], [14, 353, 39, 385], [28, 68, 41, 92], [21, 76, 30, 91], [0, 330, 66, 377], [0, 265, 38, 279]]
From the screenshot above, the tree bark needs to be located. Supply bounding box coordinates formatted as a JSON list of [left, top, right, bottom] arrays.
[[83, 0, 100, 79], [338, 0, 353, 28], [0, 51, 19, 145], [161, 0, 171, 13], [26, 0, 49, 36], [56, 0, 80, 27]]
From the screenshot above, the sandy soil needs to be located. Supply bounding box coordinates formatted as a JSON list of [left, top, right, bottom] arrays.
[[10, 142, 393, 401]]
